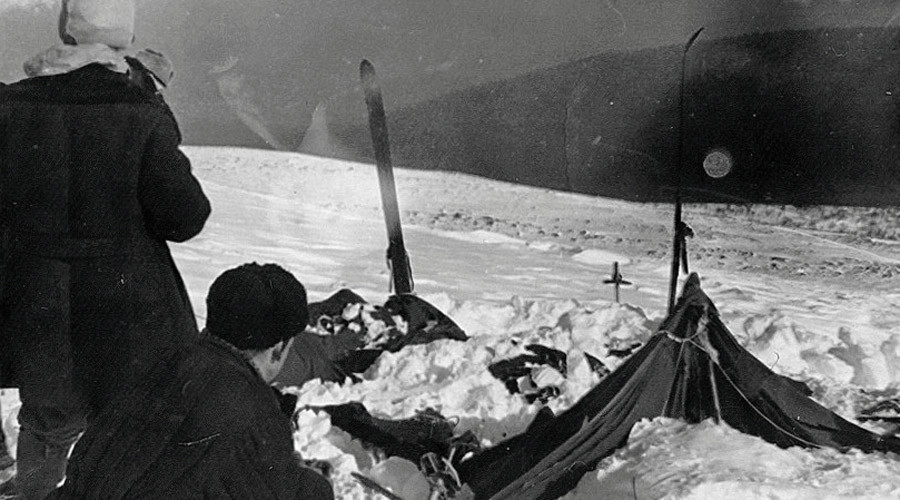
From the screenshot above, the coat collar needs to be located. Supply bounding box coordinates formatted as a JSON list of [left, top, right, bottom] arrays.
[[24, 43, 131, 78], [202, 330, 267, 383]]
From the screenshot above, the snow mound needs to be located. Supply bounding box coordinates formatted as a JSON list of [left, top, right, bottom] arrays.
[[286, 294, 900, 499], [565, 418, 900, 500], [571, 248, 632, 267], [285, 297, 659, 496], [425, 228, 526, 247], [736, 312, 900, 389]]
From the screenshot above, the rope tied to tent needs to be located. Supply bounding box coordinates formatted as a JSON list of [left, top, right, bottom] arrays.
[[659, 330, 697, 344], [664, 307, 724, 422], [694, 309, 723, 422], [669, 307, 824, 449], [662, 307, 720, 363], [663, 329, 700, 344], [693, 310, 719, 365], [662, 307, 716, 361], [714, 365, 823, 449]]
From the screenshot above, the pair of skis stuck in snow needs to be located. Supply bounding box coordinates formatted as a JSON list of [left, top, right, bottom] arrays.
[[358, 61, 470, 499], [360, 59, 414, 297]]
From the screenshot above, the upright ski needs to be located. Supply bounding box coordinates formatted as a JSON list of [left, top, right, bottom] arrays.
[[667, 27, 704, 314], [360, 59, 414, 295]]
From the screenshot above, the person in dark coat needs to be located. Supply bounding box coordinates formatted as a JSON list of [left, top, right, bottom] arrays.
[[54, 263, 334, 499], [0, 1, 210, 497], [0, 79, 10, 479]]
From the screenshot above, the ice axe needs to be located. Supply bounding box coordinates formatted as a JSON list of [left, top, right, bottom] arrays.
[[602, 261, 631, 303]]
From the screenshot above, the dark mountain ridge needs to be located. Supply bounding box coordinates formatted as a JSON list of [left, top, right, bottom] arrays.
[[324, 26, 899, 206], [1, 2, 897, 204]]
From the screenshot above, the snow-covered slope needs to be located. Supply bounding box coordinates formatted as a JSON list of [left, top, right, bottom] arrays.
[[3, 146, 899, 498]]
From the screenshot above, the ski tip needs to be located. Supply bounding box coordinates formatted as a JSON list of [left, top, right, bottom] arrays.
[[360, 59, 375, 78], [686, 27, 705, 50]]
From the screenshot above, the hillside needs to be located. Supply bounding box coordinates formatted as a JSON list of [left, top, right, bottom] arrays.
[[2, 0, 895, 155], [1, 2, 896, 204], [326, 26, 899, 206], [6, 146, 897, 499]]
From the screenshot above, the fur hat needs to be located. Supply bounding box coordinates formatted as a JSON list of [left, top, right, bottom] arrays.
[[206, 263, 310, 351], [59, 0, 135, 49]]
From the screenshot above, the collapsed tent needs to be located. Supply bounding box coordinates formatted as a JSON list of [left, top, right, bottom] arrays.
[[458, 273, 900, 500], [276, 289, 468, 387], [312, 402, 480, 466]]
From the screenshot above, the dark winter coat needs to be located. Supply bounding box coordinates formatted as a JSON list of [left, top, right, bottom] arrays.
[[0, 64, 210, 411], [55, 335, 335, 499]]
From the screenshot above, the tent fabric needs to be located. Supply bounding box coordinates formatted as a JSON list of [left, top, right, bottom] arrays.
[[276, 289, 467, 387], [459, 273, 900, 500], [311, 402, 480, 467]]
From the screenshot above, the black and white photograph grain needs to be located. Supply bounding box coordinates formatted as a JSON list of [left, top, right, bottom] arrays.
[[1, 1, 899, 499]]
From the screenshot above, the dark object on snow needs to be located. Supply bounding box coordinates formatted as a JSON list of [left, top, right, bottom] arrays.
[[458, 273, 900, 500], [54, 335, 333, 499], [524, 386, 560, 405], [276, 289, 372, 386], [333, 349, 382, 378], [317, 402, 479, 467], [608, 342, 643, 359], [277, 289, 467, 387], [603, 261, 632, 303], [308, 289, 368, 326], [272, 329, 360, 386], [382, 294, 468, 350], [272, 387, 299, 422], [524, 345, 567, 375], [488, 344, 568, 398], [858, 399, 900, 423], [583, 352, 610, 378]]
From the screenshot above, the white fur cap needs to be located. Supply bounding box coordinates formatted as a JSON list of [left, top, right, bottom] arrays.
[[61, 0, 135, 49]]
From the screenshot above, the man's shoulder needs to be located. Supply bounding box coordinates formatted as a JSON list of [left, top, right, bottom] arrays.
[[0, 78, 37, 101], [1, 67, 165, 109], [184, 338, 264, 396], [181, 338, 284, 431]]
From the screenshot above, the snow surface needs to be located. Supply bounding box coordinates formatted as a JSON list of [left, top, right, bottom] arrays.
[[3, 146, 899, 498]]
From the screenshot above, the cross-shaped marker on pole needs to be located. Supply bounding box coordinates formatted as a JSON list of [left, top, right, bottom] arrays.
[[603, 261, 632, 303]]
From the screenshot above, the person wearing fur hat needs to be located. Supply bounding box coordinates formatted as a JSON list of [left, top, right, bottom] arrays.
[[53, 263, 334, 499], [0, 0, 209, 498]]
